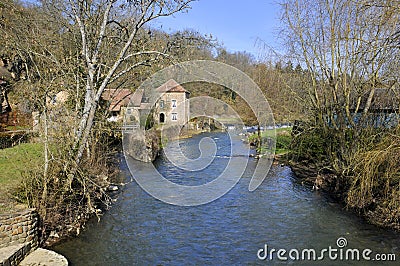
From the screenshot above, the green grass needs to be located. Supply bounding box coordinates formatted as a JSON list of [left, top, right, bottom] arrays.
[[260, 127, 292, 137], [248, 127, 293, 155], [275, 127, 292, 154], [0, 143, 44, 199]]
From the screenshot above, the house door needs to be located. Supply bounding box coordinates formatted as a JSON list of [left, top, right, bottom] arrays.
[[159, 113, 165, 123]]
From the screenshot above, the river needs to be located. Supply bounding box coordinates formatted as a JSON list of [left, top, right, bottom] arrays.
[[53, 132, 400, 265]]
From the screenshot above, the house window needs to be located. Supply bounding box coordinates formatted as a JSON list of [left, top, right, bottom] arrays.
[[172, 113, 177, 121], [159, 100, 164, 109], [159, 113, 165, 123], [171, 99, 177, 108]]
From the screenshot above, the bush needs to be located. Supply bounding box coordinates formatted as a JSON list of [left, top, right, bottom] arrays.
[[276, 133, 291, 150], [346, 129, 400, 229], [15, 127, 120, 245], [289, 127, 331, 163]]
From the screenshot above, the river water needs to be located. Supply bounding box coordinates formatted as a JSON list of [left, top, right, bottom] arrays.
[[53, 132, 400, 265]]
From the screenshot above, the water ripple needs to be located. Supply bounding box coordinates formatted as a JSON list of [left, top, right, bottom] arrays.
[[53, 132, 400, 266]]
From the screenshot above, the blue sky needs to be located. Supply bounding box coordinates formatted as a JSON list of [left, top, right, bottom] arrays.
[[153, 0, 282, 59]]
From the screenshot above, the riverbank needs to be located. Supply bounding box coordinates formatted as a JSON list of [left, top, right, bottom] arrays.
[[245, 126, 292, 160], [256, 125, 400, 231], [285, 131, 400, 232], [0, 138, 125, 247], [19, 248, 68, 265], [0, 208, 67, 265]]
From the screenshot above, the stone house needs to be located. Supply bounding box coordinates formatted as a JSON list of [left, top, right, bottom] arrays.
[[130, 79, 190, 128], [154, 79, 190, 127]]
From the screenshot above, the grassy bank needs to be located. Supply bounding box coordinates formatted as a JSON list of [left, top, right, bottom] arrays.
[[248, 127, 292, 155], [0, 134, 121, 245], [0, 142, 44, 213], [287, 125, 400, 231], [274, 127, 292, 155]]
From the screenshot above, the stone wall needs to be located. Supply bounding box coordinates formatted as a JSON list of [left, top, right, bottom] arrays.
[[0, 209, 39, 249], [156, 91, 189, 127], [124, 128, 160, 162]]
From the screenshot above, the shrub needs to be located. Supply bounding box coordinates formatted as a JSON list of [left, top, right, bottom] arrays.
[[346, 129, 400, 228]]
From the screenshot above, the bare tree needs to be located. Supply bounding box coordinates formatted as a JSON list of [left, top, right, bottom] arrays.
[[280, 1, 400, 228], [40, 0, 192, 164], [280, 0, 400, 132]]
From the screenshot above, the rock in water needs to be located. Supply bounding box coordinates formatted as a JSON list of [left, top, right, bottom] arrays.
[[108, 185, 119, 191]]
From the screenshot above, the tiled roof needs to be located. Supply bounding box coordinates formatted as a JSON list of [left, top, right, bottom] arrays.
[[131, 89, 144, 107], [156, 79, 190, 93], [102, 89, 133, 112]]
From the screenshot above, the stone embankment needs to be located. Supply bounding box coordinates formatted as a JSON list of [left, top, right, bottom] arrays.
[[0, 209, 39, 265], [0, 209, 67, 266], [125, 128, 160, 162]]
